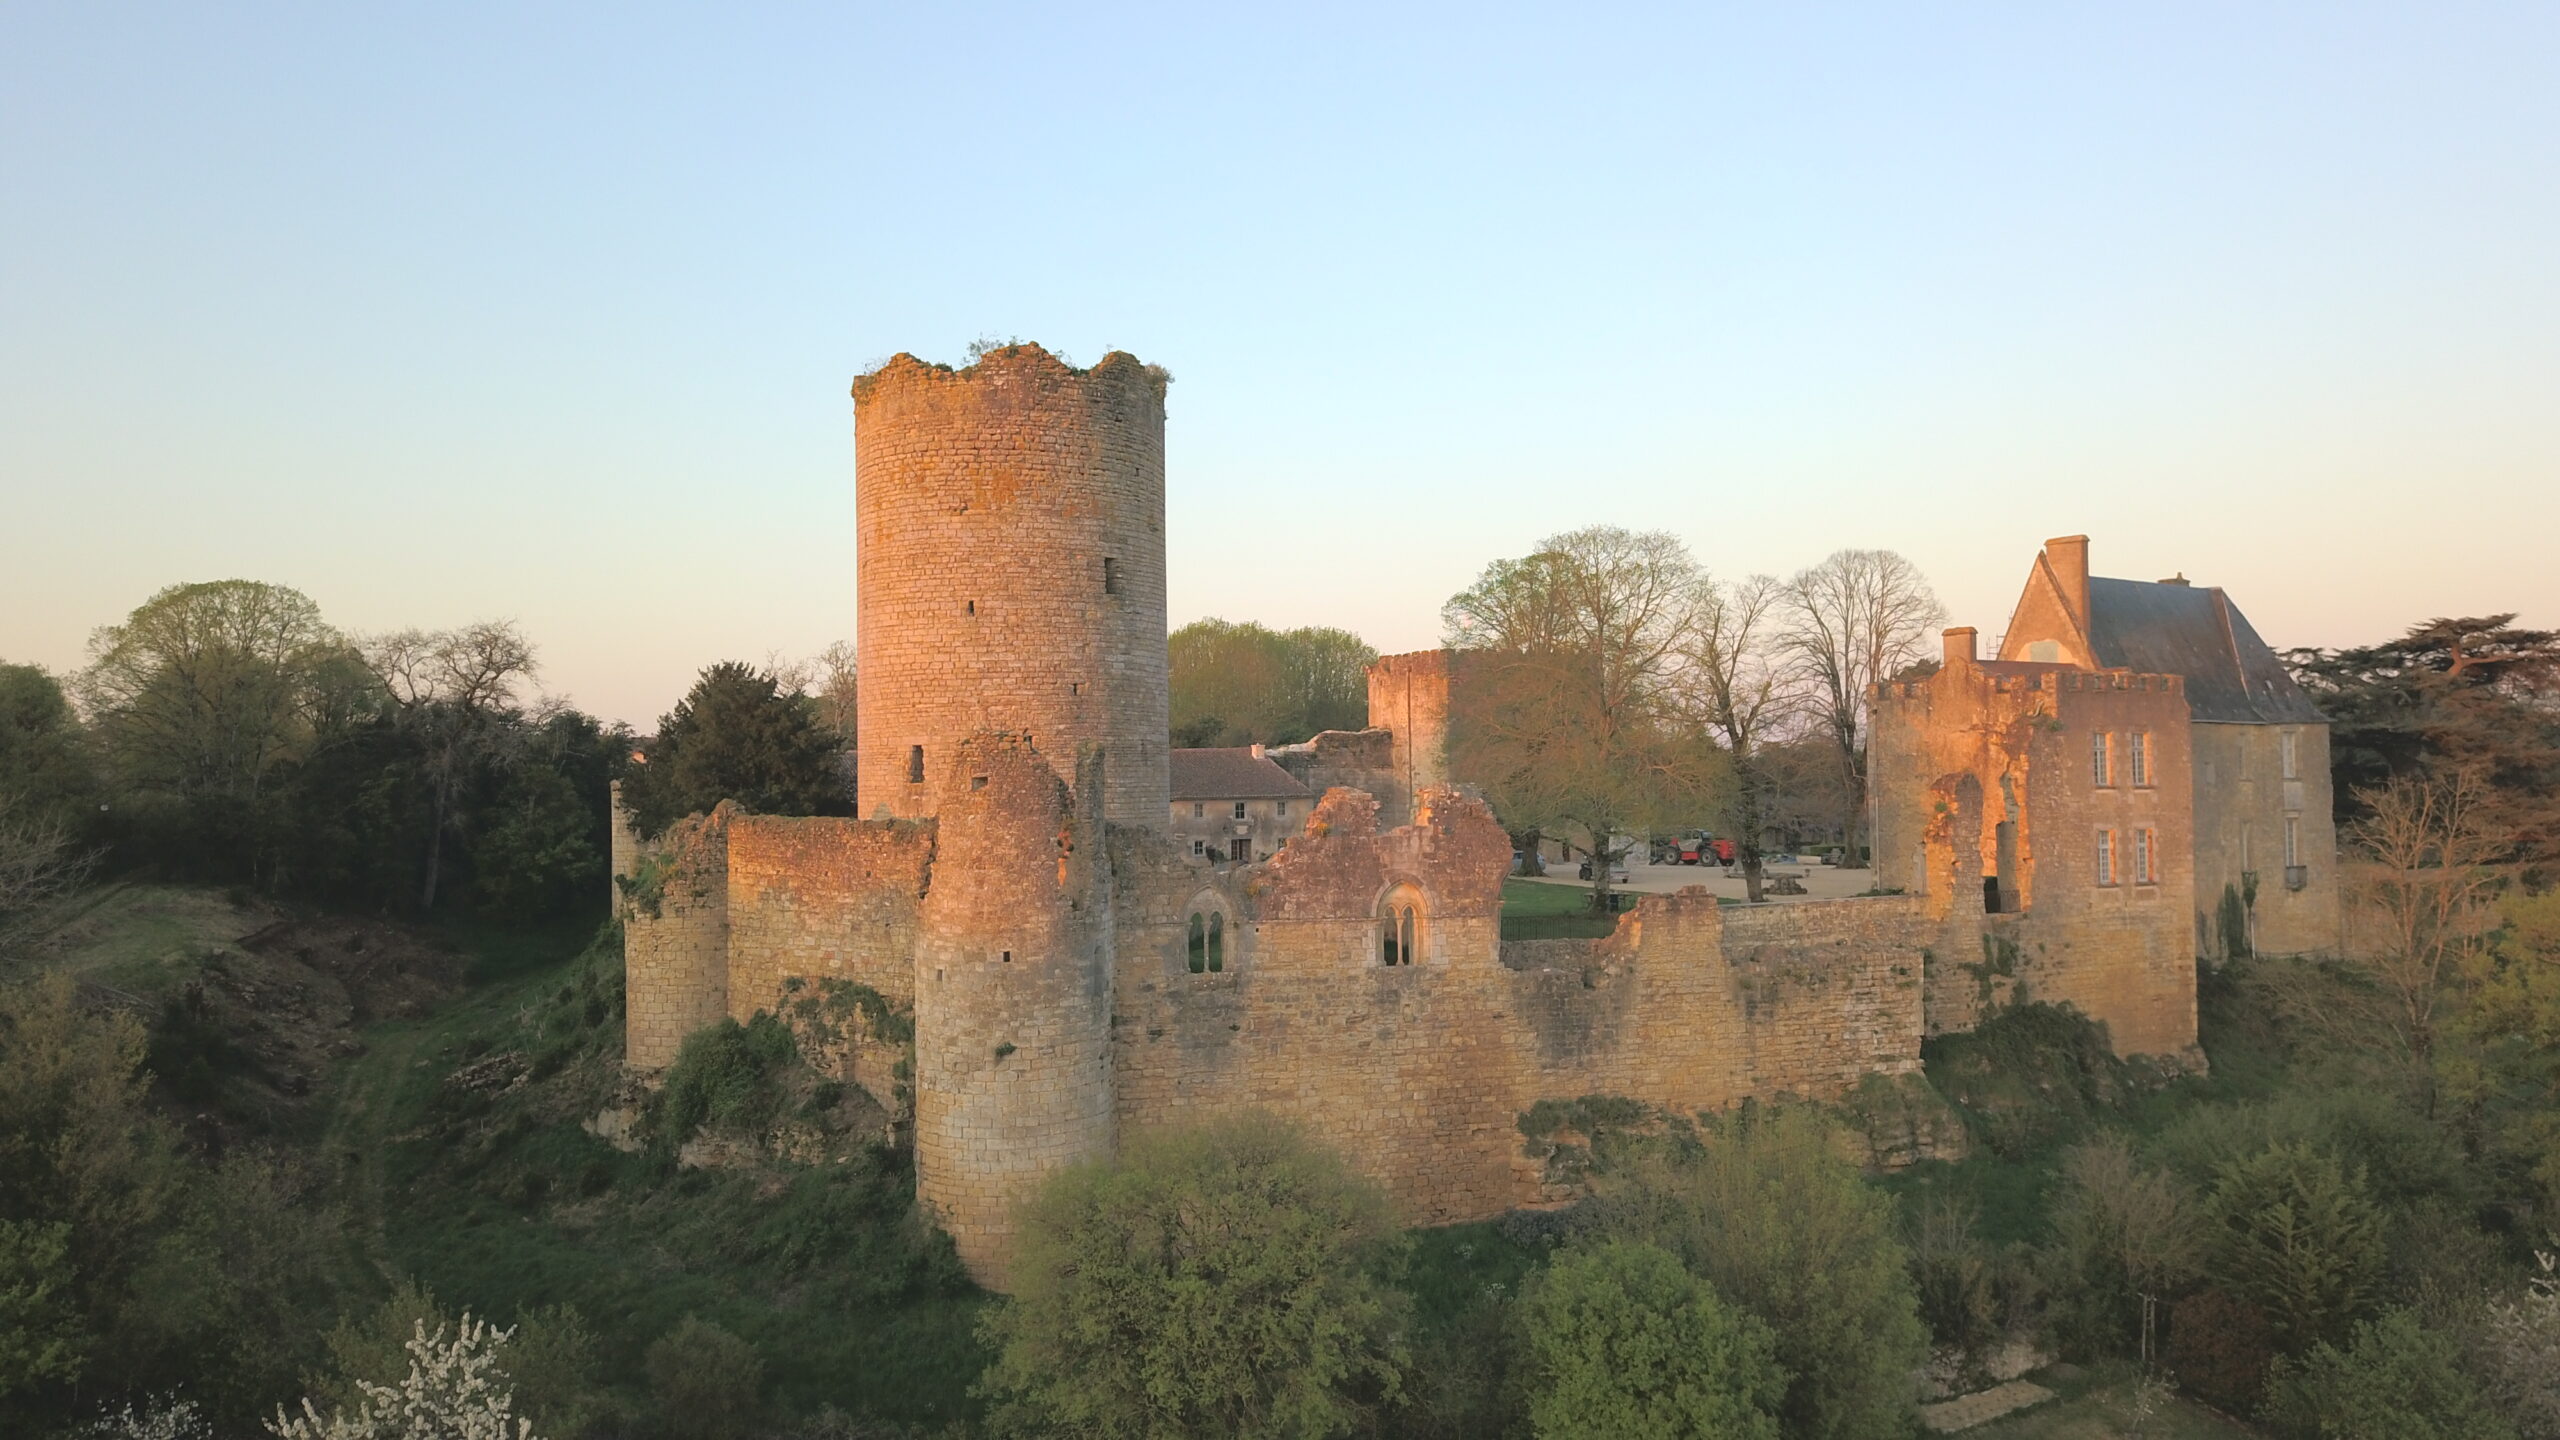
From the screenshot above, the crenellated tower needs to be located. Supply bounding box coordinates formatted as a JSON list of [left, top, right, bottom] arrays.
[[851, 345, 1170, 827]]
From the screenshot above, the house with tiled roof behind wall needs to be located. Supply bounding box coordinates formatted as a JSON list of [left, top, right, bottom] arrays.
[[1168, 745, 1314, 864], [1998, 536, 2344, 959]]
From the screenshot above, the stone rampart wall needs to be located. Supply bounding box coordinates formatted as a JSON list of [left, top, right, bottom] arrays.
[[725, 816, 931, 1018], [624, 805, 735, 1072], [1108, 790, 1931, 1227]]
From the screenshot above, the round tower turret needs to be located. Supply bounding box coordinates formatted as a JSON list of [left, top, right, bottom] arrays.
[[910, 733, 1116, 1286], [852, 345, 1169, 826]]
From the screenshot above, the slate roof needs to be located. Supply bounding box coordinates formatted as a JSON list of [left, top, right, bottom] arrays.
[[1169, 748, 1314, 801], [2083, 577, 2326, 725]]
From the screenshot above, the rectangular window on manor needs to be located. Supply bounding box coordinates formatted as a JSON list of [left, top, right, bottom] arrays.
[[2095, 828, 2117, 886], [2129, 731, 2150, 788], [2135, 827, 2157, 884], [2285, 815, 2300, 867], [1233, 801, 1247, 820], [2092, 731, 2114, 787], [2281, 730, 2299, 780]]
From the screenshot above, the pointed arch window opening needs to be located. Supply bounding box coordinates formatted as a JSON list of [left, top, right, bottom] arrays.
[[1379, 886, 1424, 966], [1186, 908, 1226, 974]]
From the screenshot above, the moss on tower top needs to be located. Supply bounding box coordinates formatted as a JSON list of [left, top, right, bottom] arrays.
[[851, 342, 1170, 405]]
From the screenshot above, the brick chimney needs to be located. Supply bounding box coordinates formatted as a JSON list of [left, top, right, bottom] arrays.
[[1942, 627, 1978, 666], [2044, 535, 2091, 632]]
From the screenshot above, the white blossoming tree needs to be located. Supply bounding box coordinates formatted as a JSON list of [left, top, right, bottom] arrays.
[[268, 1316, 539, 1440]]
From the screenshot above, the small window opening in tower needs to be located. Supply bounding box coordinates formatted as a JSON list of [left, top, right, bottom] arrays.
[[1188, 913, 1207, 973], [966, 599, 976, 615], [971, 775, 988, 790], [1070, 682, 1081, 696], [1103, 557, 1121, 595], [907, 745, 925, 784], [1001, 950, 1012, 963], [1208, 912, 1224, 972]]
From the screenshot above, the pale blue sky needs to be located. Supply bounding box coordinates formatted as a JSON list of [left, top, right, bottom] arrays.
[[6, 3, 2554, 725]]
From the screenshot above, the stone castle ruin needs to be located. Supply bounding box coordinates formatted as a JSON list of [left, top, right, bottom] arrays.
[[619, 343, 2335, 1286]]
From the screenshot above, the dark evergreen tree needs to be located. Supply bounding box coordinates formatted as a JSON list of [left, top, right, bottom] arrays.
[[621, 663, 848, 839]]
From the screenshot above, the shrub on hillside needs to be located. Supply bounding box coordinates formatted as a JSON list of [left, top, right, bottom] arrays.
[[2261, 1308, 2513, 1440], [2472, 1248, 2560, 1440], [2206, 1142, 2385, 1354], [977, 1113, 1407, 1440], [2039, 1134, 2204, 1361], [2165, 1287, 2277, 1415], [1588, 1105, 1926, 1440], [1921, 1003, 2137, 1157], [647, 1015, 800, 1156], [271, 1315, 537, 1440], [645, 1317, 763, 1440], [1513, 1239, 1783, 1440]]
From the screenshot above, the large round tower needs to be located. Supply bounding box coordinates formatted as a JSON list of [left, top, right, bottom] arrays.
[[911, 733, 1116, 1286], [851, 345, 1170, 826]]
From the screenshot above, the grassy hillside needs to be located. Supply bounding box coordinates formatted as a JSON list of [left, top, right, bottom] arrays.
[[326, 920, 990, 1428]]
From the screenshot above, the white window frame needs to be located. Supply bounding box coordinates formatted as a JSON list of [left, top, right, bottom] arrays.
[[2095, 828, 2117, 886], [2129, 731, 2150, 788], [1233, 800, 1248, 821], [2092, 731, 2114, 788], [2281, 730, 2299, 780]]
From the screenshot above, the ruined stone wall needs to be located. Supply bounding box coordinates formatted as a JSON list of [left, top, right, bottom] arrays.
[[1271, 728, 1410, 827], [1108, 788, 1932, 1228], [1367, 651, 1453, 810], [2192, 722, 2341, 958], [852, 346, 1170, 827], [1874, 661, 2200, 1059], [624, 805, 735, 1072], [912, 737, 1117, 1286], [608, 781, 641, 917], [723, 815, 932, 1107]]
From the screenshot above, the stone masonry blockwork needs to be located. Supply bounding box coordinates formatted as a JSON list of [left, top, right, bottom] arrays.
[[852, 346, 1170, 828]]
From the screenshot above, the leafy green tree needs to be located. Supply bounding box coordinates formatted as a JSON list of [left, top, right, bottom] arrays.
[[978, 1113, 1407, 1440], [2206, 1142, 2386, 1353], [0, 1218, 79, 1400], [0, 663, 99, 832], [1515, 1240, 1783, 1440], [0, 972, 338, 1428], [619, 663, 846, 839], [1589, 1105, 1925, 1440], [2263, 1308, 2515, 1440], [1167, 620, 1375, 748], [79, 580, 351, 879], [1444, 527, 1725, 911], [2451, 888, 2560, 1215]]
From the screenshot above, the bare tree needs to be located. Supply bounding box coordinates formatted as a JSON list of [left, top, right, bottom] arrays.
[[0, 791, 95, 957], [1444, 527, 1722, 912], [1779, 549, 1947, 860], [364, 622, 538, 909], [1679, 573, 1800, 901], [809, 641, 859, 746], [2346, 768, 2507, 1108]]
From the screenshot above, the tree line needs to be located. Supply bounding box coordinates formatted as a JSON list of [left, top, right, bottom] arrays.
[[0, 579, 875, 941], [1439, 528, 1947, 906]]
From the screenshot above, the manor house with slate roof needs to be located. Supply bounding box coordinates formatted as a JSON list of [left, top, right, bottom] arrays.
[[1873, 536, 2341, 963]]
